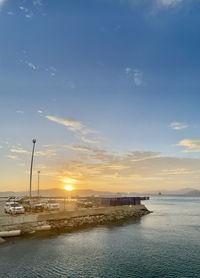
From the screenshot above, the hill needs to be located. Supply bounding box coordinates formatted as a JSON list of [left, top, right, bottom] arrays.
[[187, 190, 200, 195]]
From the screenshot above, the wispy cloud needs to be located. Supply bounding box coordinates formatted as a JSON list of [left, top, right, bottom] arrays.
[[35, 164, 47, 169], [33, 0, 43, 7], [65, 145, 105, 153], [121, 0, 186, 11], [7, 11, 14, 16], [80, 136, 99, 144], [46, 115, 98, 144], [7, 155, 20, 160], [10, 145, 56, 157], [10, 148, 29, 154], [51, 148, 200, 192], [21, 56, 57, 79], [16, 110, 24, 114], [45, 66, 57, 77], [159, 168, 197, 175], [156, 0, 183, 7], [35, 149, 57, 157], [125, 67, 131, 74], [130, 151, 162, 162], [125, 67, 143, 86], [170, 121, 188, 130], [65, 145, 95, 152], [46, 115, 86, 133], [177, 139, 200, 152], [19, 6, 34, 18], [133, 69, 143, 86], [26, 61, 38, 70]]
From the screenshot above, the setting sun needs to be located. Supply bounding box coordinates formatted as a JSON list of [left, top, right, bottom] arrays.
[[65, 185, 74, 191]]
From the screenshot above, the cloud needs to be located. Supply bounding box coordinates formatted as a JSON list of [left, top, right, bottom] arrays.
[[65, 145, 95, 152], [46, 115, 85, 132], [21, 54, 56, 78], [7, 155, 20, 160], [46, 115, 98, 143], [107, 164, 129, 170], [156, 0, 183, 7], [133, 69, 143, 86], [26, 62, 37, 70], [52, 148, 200, 192], [19, 6, 34, 18], [65, 145, 106, 153], [124, 67, 143, 86], [159, 168, 197, 175], [7, 11, 14, 16], [35, 164, 47, 169], [10, 148, 29, 154], [120, 0, 186, 11], [67, 81, 75, 89], [170, 121, 188, 130], [80, 136, 99, 144], [37, 110, 43, 114], [35, 149, 57, 157], [130, 151, 162, 162], [125, 67, 131, 74], [33, 0, 43, 7], [177, 139, 200, 152], [10, 146, 57, 158], [16, 110, 24, 114], [45, 66, 57, 77]]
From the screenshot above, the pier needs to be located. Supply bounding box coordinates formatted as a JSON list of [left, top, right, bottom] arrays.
[[0, 204, 150, 239]]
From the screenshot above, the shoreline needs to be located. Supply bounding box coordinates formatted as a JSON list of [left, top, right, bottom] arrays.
[[0, 205, 151, 242]]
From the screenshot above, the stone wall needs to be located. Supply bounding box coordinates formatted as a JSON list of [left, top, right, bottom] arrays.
[[0, 205, 151, 235]]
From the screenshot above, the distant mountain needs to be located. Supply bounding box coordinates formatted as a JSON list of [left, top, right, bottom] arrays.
[[143, 188, 198, 195], [0, 191, 16, 197], [1, 187, 199, 197], [0, 188, 135, 198], [187, 190, 200, 195]]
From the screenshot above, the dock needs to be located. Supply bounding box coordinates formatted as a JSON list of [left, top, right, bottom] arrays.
[[0, 204, 150, 237]]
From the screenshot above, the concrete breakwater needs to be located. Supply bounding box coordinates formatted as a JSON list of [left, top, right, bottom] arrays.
[[0, 205, 150, 240]]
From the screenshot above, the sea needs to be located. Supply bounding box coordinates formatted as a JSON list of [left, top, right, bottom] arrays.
[[0, 195, 200, 278]]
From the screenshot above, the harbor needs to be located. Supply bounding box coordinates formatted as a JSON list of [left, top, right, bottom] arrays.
[[0, 196, 151, 242]]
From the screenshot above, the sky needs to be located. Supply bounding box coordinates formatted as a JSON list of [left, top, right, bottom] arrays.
[[1, 0, 200, 193]]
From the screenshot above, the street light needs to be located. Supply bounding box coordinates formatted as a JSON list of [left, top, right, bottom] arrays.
[[29, 139, 36, 200], [37, 170, 40, 198]]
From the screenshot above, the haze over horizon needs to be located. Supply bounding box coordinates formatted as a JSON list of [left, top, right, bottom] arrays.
[[1, 0, 200, 193]]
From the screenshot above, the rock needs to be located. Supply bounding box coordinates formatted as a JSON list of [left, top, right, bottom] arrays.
[[0, 237, 5, 244], [0, 230, 21, 238], [35, 225, 51, 231]]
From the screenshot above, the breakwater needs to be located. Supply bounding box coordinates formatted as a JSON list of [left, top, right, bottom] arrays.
[[0, 205, 150, 239]]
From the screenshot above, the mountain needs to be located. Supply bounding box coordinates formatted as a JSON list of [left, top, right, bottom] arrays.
[[0, 188, 131, 198], [187, 190, 200, 195], [143, 188, 198, 195]]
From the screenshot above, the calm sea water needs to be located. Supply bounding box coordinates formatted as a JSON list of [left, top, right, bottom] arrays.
[[0, 195, 200, 278]]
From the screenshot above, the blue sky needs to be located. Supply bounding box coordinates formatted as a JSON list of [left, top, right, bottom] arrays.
[[1, 0, 200, 192]]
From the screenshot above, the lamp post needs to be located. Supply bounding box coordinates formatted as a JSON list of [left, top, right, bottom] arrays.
[[30, 139, 36, 201], [37, 170, 40, 198]]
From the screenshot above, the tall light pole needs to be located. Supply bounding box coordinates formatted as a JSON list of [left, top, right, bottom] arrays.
[[37, 170, 40, 198], [30, 139, 36, 200]]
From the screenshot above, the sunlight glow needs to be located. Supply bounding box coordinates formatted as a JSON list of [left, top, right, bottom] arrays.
[[61, 177, 76, 191], [65, 185, 74, 191]]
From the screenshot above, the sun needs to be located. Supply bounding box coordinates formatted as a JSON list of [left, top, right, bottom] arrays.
[[65, 185, 74, 191]]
